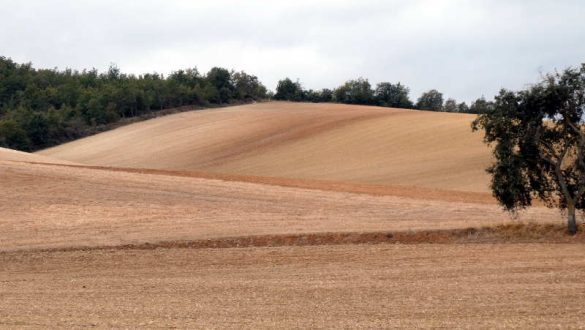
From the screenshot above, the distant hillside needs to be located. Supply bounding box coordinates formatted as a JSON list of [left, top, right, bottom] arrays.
[[39, 102, 493, 192], [0, 146, 74, 164], [0, 56, 267, 151]]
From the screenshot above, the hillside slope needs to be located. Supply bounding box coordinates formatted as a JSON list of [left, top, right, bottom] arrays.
[[0, 158, 559, 252], [0, 147, 75, 164], [39, 102, 492, 192]]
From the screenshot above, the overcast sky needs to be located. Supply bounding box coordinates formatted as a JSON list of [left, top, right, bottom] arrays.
[[1, 0, 584, 103]]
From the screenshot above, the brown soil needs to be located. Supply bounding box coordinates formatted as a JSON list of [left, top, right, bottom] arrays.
[[2, 244, 584, 328], [17, 160, 498, 204], [38, 102, 493, 192], [0, 147, 75, 165], [2, 103, 584, 328], [13, 223, 583, 254], [0, 160, 563, 252]]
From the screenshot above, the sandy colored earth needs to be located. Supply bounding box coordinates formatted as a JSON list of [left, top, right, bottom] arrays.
[[2, 244, 584, 329], [39, 102, 493, 192], [0, 147, 75, 165], [2, 103, 584, 328], [0, 159, 562, 252]]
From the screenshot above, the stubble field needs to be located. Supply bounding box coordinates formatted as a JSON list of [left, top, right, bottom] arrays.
[[1, 102, 583, 328]]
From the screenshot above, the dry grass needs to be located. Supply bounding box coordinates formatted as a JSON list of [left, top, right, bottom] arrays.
[[38, 102, 493, 192]]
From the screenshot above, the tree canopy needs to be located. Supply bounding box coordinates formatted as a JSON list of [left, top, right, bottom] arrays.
[[442, 98, 458, 112], [0, 57, 267, 151], [333, 78, 374, 105], [0, 55, 492, 153], [469, 97, 493, 115], [374, 82, 413, 108], [416, 89, 444, 111], [274, 78, 304, 101], [472, 64, 585, 234]]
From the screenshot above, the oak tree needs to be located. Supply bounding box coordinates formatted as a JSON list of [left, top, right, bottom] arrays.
[[472, 65, 585, 234]]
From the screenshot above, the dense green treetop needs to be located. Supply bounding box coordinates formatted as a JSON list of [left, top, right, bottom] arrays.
[[473, 64, 585, 234], [333, 78, 374, 105], [416, 89, 444, 111], [374, 82, 413, 109], [0, 56, 267, 151], [274, 78, 304, 101], [0, 55, 500, 152]]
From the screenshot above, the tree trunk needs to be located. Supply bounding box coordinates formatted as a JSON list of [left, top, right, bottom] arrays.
[[568, 203, 577, 235]]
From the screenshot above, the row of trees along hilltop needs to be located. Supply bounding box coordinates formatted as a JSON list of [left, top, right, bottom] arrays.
[[1, 56, 583, 234], [0, 56, 267, 151], [273, 77, 491, 114]]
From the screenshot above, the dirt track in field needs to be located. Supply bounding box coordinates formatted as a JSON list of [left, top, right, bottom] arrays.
[[2, 244, 584, 328], [38, 102, 493, 192]]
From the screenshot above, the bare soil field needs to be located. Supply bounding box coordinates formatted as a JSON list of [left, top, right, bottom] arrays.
[[0, 147, 75, 165], [2, 244, 584, 328], [0, 158, 562, 252], [2, 103, 584, 328], [39, 102, 492, 192]]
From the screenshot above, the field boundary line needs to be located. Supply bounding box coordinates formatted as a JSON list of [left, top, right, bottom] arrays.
[[3, 224, 583, 254], [7, 160, 496, 204]]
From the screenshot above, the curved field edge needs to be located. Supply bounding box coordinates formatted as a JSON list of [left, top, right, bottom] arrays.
[[0, 159, 566, 251], [37, 102, 493, 192], [0, 147, 76, 164], [19, 160, 494, 204]]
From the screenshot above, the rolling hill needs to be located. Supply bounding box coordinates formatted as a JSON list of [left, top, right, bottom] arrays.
[[38, 102, 493, 192], [0, 154, 560, 252], [0, 146, 75, 164], [4, 103, 566, 251], [2, 103, 581, 327]]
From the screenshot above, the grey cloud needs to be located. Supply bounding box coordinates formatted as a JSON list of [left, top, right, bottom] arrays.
[[1, 0, 584, 103]]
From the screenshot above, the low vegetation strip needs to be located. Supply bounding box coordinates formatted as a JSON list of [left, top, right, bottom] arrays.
[[9, 224, 583, 254]]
